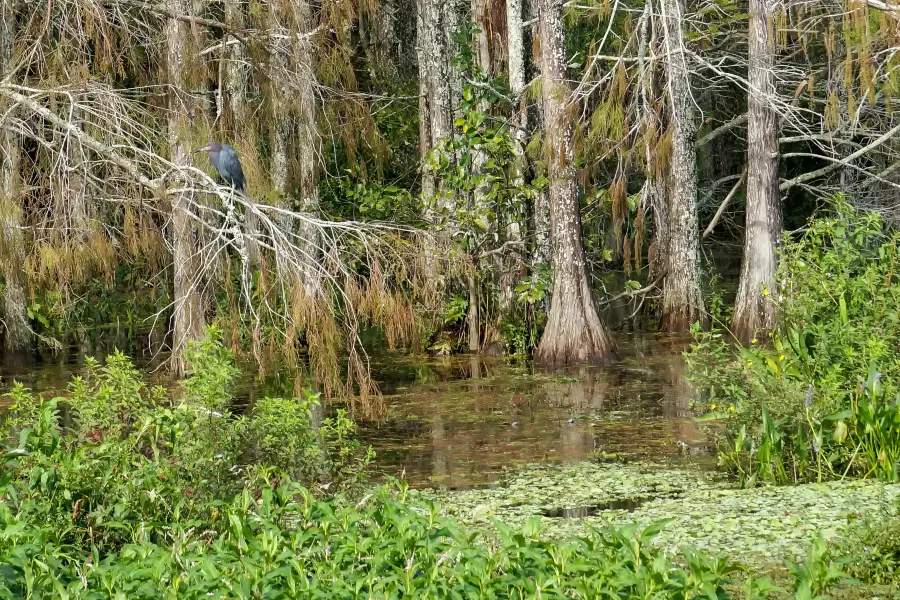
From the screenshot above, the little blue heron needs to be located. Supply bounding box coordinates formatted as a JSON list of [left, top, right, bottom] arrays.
[[195, 141, 245, 193]]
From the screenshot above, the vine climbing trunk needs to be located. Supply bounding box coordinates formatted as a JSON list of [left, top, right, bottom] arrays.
[[659, 0, 706, 332], [533, 0, 615, 365], [0, 0, 29, 352], [167, 0, 206, 374], [731, 0, 782, 343]]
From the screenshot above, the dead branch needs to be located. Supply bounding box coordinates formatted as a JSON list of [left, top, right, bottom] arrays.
[[703, 167, 746, 239]]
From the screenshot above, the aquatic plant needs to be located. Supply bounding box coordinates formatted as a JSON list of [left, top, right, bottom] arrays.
[[687, 200, 900, 484]]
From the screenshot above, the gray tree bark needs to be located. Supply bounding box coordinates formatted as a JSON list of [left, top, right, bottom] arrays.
[[224, 0, 248, 134], [168, 0, 206, 374], [659, 0, 706, 332], [418, 0, 454, 194], [731, 0, 782, 343], [417, 0, 456, 293], [0, 0, 29, 352], [293, 0, 322, 299], [527, 0, 550, 272], [533, 0, 615, 365], [499, 0, 526, 314], [0, 18, 29, 353], [268, 0, 321, 298]]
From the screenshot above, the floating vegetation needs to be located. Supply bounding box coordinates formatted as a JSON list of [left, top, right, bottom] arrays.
[[414, 461, 900, 567]]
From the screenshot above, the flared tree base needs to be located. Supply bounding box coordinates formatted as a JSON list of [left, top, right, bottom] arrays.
[[535, 301, 616, 366]]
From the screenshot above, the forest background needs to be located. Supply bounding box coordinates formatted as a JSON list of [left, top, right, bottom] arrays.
[[1, 0, 899, 404]]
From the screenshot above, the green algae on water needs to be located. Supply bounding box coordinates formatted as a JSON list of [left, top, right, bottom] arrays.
[[411, 461, 900, 567]]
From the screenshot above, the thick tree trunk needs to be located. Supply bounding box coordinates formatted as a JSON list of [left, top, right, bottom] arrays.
[[527, 0, 550, 272], [534, 0, 615, 365], [659, 0, 706, 332], [419, 0, 453, 184], [168, 0, 206, 374], [472, 0, 491, 76], [0, 0, 29, 352], [731, 0, 782, 343]]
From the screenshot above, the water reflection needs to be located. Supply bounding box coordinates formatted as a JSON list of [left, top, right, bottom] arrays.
[[358, 334, 711, 489]]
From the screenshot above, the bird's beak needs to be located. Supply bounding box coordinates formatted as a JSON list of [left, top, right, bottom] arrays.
[[194, 144, 211, 154]]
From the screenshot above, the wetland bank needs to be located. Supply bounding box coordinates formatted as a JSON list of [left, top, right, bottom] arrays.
[[3, 325, 899, 597]]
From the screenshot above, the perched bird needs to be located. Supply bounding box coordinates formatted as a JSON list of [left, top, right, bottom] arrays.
[[195, 141, 245, 192]]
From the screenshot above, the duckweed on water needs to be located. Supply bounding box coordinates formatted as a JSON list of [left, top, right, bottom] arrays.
[[413, 461, 900, 566]]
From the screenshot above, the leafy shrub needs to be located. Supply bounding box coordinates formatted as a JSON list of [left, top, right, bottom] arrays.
[[0, 472, 774, 599], [1, 327, 372, 552], [687, 199, 900, 484]]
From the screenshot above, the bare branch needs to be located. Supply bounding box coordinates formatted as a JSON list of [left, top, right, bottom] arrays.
[[779, 121, 900, 191], [696, 113, 747, 147], [703, 167, 746, 239]]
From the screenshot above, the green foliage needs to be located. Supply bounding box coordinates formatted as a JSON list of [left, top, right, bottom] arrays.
[[340, 178, 421, 221], [787, 535, 847, 600], [0, 471, 774, 599], [838, 513, 900, 585], [687, 199, 900, 484], [1, 328, 372, 555], [248, 392, 374, 490]]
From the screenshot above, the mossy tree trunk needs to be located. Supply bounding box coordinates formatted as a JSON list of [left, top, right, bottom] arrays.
[[533, 0, 615, 365], [0, 0, 29, 353], [659, 0, 706, 332], [293, 0, 323, 300]]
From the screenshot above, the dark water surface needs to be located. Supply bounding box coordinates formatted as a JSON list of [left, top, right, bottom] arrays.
[[1, 330, 711, 490]]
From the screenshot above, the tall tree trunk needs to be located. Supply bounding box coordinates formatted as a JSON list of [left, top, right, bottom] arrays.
[[527, 0, 550, 272], [168, 0, 206, 374], [419, 0, 453, 191], [659, 0, 706, 332], [731, 0, 781, 343], [293, 0, 322, 299], [533, 0, 615, 365], [417, 0, 455, 291], [499, 0, 526, 314], [0, 0, 29, 352]]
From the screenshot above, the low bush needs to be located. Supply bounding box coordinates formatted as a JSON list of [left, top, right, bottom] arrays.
[[1, 327, 370, 553], [837, 512, 900, 586], [687, 199, 900, 484]]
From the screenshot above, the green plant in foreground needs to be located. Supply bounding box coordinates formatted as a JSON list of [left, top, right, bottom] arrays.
[[787, 536, 847, 600]]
